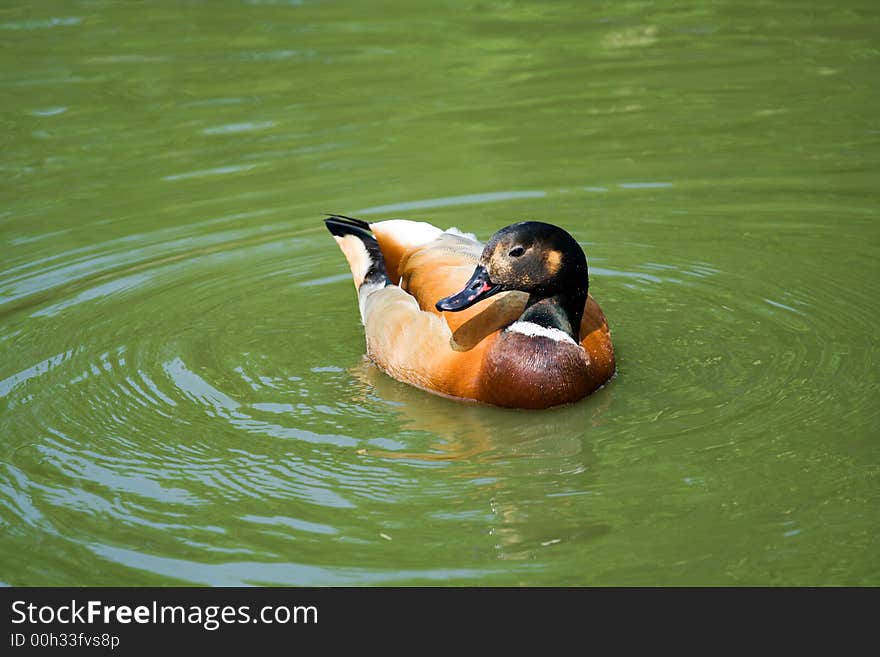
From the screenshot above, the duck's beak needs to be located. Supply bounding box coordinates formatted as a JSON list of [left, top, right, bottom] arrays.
[[435, 265, 503, 312]]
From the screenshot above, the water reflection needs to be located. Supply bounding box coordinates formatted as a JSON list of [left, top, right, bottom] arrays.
[[349, 358, 614, 561], [349, 357, 613, 462]]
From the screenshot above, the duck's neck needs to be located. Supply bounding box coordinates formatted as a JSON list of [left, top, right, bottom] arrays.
[[521, 288, 587, 341]]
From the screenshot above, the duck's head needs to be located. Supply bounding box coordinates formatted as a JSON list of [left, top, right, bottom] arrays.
[[436, 221, 589, 337]]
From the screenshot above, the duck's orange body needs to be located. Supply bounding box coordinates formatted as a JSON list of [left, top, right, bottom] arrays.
[[326, 216, 615, 409]]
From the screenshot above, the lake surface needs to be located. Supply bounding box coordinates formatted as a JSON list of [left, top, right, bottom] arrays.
[[1, 0, 878, 585]]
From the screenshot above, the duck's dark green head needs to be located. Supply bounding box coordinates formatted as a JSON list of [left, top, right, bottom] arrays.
[[436, 222, 590, 334]]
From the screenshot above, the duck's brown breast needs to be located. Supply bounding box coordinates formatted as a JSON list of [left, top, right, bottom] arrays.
[[477, 330, 608, 409]]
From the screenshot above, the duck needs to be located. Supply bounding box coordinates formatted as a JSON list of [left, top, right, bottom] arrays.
[[324, 214, 615, 409]]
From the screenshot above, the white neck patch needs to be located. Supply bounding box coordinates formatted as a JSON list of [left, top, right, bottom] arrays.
[[506, 321, 577, 344]]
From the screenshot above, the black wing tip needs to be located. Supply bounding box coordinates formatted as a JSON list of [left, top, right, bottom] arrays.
[[323, 214, 391, 287], [324, 213, 371, 237]]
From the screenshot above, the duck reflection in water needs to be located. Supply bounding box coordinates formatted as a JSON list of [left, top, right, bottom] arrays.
[[349, 357, 614, 560]]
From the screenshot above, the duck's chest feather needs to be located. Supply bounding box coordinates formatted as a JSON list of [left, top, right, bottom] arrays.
[[477, 329, 604, 409]]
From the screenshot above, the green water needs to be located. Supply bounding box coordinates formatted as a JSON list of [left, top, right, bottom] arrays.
[[2, 0, 879, 586]]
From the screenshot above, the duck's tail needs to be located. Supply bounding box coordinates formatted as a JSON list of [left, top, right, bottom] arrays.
[[324, 214, 391, 291]]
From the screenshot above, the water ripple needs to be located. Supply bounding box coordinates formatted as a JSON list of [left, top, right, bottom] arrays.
[[1, 187, 876, 584], [356, 191, 547, 214]]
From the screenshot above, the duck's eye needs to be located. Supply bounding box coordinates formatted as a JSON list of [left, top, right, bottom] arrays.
[[508, 246, 525, 258]]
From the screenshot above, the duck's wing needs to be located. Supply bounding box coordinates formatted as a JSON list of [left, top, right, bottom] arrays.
[[578, 294, 616, 382], [325, 216, 486, 315], [369, 219, 445, 284], [389, 226, 528, 337], [325, 217, 525, 399]]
